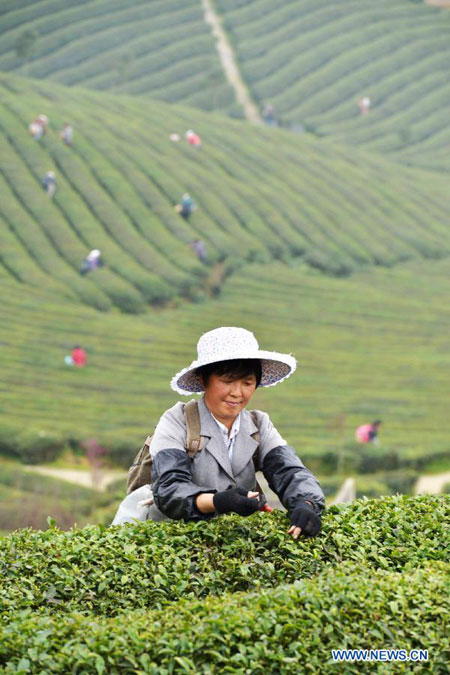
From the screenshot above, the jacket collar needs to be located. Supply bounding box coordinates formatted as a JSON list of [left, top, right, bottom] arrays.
[[231, 408, 259, 477], [198, 398, 259, 479]]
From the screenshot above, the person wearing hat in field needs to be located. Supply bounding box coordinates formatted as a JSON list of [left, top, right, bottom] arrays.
[[133, 327, 324, 538], [60, 121, 73, 147], [79, 249, 104, 275], [41, 170, 56, 197], [29, 114, 49, 140], [186, 129, 202, 148], [175, 193, 196, 220], [357, 96, 371, 115]]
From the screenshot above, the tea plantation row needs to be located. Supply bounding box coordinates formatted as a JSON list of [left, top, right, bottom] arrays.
[[0, 495, 448, 672], [0, 0, 237, 114], [1, 563, 448, 673], [3, 0, 450, 170], [1, 496, 448, 615]]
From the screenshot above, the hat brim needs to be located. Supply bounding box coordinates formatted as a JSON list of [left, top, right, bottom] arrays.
[[170, 351, 297, 395]]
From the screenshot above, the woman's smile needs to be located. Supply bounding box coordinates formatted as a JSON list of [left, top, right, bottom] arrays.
[[203, 373, 257, 429]]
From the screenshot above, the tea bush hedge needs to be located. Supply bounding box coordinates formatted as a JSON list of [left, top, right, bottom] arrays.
[[1, 495, 448, 617], [0, 495, 448, 672], [1, 561, 448, 673]]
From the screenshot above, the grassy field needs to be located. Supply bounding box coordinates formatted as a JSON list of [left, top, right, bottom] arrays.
[[0, 459, 119, 531], [0, 74, 448, 492], [0, 0, 239, 115]]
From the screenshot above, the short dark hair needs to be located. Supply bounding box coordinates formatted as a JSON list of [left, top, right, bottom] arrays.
[[196, 358, 262, 388], [372, 420, 382, 426]]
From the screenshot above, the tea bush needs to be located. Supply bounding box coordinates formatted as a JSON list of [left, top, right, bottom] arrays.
[[0, 425, 63, 464], [0, 495, 448, 617], [0, 561, 448, 673]]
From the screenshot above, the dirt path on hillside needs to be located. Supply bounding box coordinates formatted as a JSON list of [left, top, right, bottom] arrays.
[[24, 466, 126, 492], [201, 0, 262, 123], [415, 471, 450, 495]]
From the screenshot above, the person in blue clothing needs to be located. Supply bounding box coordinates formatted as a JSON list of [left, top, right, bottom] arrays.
[[175, 193, 196, 220]]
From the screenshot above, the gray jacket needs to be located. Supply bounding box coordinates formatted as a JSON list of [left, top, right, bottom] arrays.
[[148, 397, 325, 521]]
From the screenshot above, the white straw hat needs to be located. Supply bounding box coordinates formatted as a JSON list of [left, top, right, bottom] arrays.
[[171, 327, 297, 395]]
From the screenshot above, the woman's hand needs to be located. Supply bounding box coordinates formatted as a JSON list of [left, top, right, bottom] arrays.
[[288, 500, 321, 539], [213, 488, 263, 516]]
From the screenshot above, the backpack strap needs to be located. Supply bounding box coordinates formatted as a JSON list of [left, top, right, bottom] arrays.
[[184, 399, 205, 458]]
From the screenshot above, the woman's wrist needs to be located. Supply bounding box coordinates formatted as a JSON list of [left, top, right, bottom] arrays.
[[195, 493, 216, 514]]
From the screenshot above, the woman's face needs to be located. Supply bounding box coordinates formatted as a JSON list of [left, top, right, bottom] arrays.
[[203, 372, 257, 429]]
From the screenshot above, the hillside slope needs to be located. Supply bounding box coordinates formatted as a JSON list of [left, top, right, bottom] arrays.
[[0, 0, 239, 115], [2, 74, 450, 314], [216, 0, 450, 169], [2, 0, 450, 171]]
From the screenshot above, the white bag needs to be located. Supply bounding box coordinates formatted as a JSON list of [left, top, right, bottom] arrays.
[[111, 484, 154, 525]]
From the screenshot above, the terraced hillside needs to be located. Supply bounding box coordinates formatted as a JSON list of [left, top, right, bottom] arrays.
[[1, 256, 449, 472], [2, 74, 450, 314], [2, 0, 450, 170], [216, 0, 450, 169], [0, 0, 240, 114]]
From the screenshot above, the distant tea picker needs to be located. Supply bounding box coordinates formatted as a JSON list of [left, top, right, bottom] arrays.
[[28, 114, 49, 140], [355, 420, 382, 445], [113, 327, 325, 539], [175, 193, 196, 220], [79, 249, 105, 276], [186, 129, 202, 148]]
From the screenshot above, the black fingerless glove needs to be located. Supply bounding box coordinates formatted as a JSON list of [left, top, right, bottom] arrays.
[[213, 487, 264, 516], [290, 501, 321, 536]]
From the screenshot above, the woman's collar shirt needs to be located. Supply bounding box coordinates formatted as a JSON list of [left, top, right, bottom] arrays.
[[210, 412, 241, 461]]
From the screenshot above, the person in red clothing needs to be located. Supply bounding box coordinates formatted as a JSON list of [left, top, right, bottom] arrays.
[[71, 345, 87, 367], [355, 420, 382, 445], [186, 129, 202, 147]]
